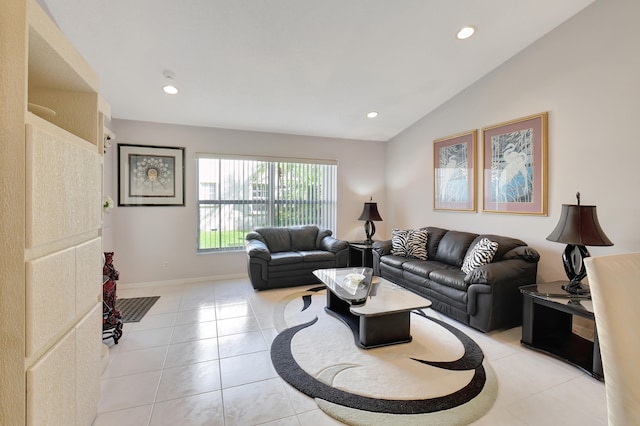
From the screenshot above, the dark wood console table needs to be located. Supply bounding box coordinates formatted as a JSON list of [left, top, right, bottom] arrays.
[[520, 281, 603, 381]]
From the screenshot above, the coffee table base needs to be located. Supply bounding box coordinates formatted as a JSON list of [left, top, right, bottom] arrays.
[[325, 290, 412, 349]]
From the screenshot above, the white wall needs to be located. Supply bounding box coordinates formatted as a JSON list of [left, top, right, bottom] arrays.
[[385, 0, 640, 282], [106, 0, 640, 286], [103, 120, 386, 284]]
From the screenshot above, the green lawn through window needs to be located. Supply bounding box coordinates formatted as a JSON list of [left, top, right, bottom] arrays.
[[199, 230, 248, 250]]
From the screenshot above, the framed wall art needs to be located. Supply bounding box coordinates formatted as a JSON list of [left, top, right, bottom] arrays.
[[482, 112, 548, 215], [118, 144, 185, 206], [433, 130, 477, 211]]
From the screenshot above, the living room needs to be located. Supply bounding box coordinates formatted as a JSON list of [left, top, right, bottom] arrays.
[[103, 0, 639, 288], [99, 1, 637, 423], [2, 0, 638, 424]]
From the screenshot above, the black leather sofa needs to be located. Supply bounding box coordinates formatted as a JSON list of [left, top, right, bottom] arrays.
[[245, 225, 349, 290], [373, 226, 540, 332]]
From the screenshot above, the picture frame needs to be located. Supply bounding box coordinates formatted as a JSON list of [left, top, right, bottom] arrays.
[[482, 112, 548, 215], [118, 143, 185, 206], [433, 130, 477, 211]]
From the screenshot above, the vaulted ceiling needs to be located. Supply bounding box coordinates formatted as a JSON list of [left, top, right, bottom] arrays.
[[42, 0, 596, 141]]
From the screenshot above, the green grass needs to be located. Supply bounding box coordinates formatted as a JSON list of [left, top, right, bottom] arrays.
[[199, 230, 248, 250]]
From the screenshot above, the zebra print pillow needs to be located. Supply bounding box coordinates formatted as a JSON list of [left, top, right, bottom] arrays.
[[391, 228, 428, 260], [461, 238, 499, 274]]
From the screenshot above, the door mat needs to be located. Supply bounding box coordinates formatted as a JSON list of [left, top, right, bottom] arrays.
[[116, 296, 161, 323]]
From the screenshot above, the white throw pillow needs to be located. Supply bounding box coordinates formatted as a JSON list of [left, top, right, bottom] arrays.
[[462, 238, 499, 274]]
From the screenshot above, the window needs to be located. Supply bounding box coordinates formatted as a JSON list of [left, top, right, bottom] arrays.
[[196, 154, 337, 252]]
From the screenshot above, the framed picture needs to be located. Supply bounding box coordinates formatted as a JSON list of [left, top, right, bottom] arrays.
[[433, 130, 477, 211], [118, 144, 185, 206], [482, 112, 548, 215]]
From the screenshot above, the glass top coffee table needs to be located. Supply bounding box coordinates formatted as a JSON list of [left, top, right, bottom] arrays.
[[313, 267, 432, 349]]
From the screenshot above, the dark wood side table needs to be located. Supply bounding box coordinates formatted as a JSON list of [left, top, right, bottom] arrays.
[[520, 281, 603, 381], [348, 242, 374, 268]]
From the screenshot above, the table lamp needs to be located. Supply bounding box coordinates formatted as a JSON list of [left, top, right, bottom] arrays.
[[546, 192, 613, 295], [358, 199, 383, 245]]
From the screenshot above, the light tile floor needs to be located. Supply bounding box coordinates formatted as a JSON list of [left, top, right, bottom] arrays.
[[94, 278, 607, 426]]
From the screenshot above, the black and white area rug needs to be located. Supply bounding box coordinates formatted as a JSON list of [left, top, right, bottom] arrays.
[[270, 287, 497, 425]]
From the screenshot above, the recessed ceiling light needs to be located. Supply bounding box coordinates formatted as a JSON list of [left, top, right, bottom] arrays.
[[456, 26, 475, 40], [162, 70, 179, 95], [162, 84, 179, 95], [366, 111, 378, 118]]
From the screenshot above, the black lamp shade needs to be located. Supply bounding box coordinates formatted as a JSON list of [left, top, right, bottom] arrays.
[[358, 203, 383, 222], [546, 204, 613, 246], [547, 201, 613, 294]]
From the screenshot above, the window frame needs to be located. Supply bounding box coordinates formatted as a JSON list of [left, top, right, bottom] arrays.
[[196, 154, 337, 253]]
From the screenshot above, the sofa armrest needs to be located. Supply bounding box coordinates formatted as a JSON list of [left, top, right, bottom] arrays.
[[373, 240, 392, 256], [319, 235, 349, 253], [246, 239, 271, 261], [465, 258, 537, 286], [372, 240, 392, 276], [503, 245, 540, 262], [466, 258, 538, 331]]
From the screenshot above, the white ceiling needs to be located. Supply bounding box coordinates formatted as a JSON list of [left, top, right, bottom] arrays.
[[41, 0, 595, 141]]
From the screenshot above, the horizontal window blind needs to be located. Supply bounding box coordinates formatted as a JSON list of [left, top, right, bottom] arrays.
[[197, 156, 337, 252]]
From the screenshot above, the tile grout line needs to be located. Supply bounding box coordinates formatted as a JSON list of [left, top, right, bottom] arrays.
[[146, 295, 179, 426]]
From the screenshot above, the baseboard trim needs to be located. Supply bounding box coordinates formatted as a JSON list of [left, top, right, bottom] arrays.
[[117, 273, 248, 289]]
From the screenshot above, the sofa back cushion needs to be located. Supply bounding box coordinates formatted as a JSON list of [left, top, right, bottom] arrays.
[[424, 227, 449, 259], [289, 225, 319, 251], [433, 230, 478, 267], [255, 225, 321, 252], [255, 227, 292, 252]]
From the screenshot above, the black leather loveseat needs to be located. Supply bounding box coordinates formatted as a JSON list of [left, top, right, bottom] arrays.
[[373, 226, 540, 332], [245, 225, 349, 290]]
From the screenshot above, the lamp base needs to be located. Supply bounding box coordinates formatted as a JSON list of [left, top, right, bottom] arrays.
[[562, 244, 590, 283], [561, 281, 590, 296], [559, 244, 591, 295], [363, 220, 376, 246]]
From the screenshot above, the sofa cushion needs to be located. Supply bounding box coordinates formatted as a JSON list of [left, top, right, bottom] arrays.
[[299, 250, 336, 262], [424, 227, 449, 259], [462, 238, 499, 274], [428, 269, 468, 291], [256, 227, 291, 252], [391, 228, 428, 260], [433, 230, 478, 267], [380, 254, 411, 269], [289, 226, 318, 251], [402, 260, 452, 278], [269, 251, 303, 265]]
